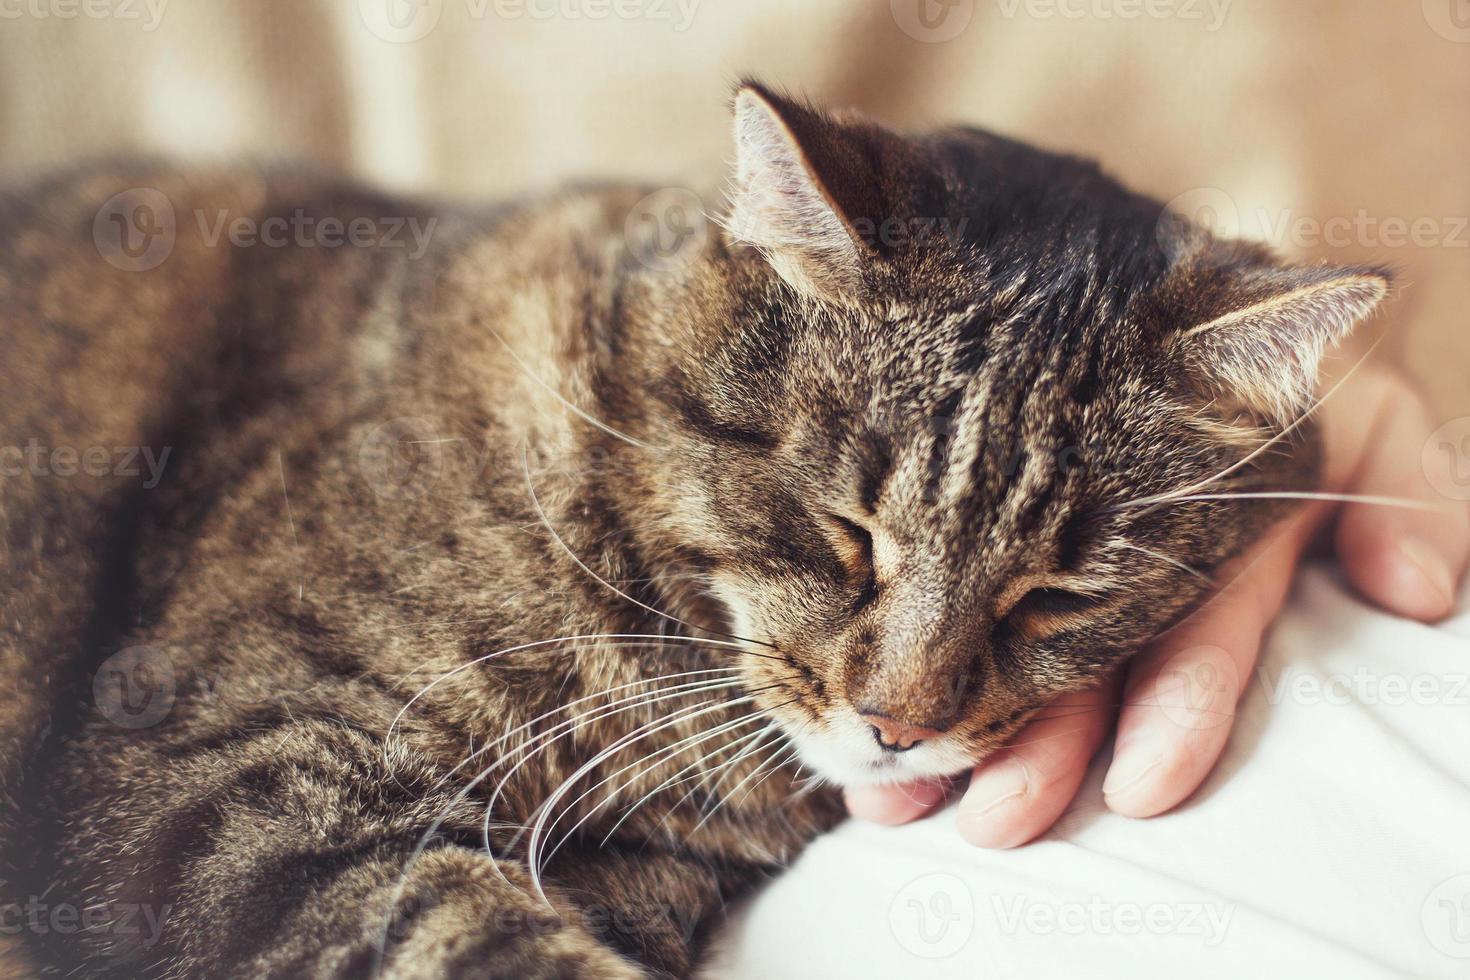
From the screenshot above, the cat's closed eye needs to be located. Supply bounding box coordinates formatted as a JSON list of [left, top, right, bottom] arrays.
[[997, 585, 1111, 641], [823, 513, 879, 605], [825, 513, 873, 569]]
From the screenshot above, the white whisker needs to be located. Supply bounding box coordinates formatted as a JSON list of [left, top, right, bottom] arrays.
[[447, 668, 745, 797], [1106, 539, 1213, 584], [536, 709, 769, 870], [477, 678, 752, 862], [484, 320, 654, 449], [1113, 490, 1434, 512], [386, 632, 749, 752], [441, 664, 740, 782], [524, 696, 758, 904], [691, 737, 791, 835], [376, 673, 749, 957], [737, 741, 803, 805], [1113, 336, 1386, 512], [602, 723, 775, 848], [522, 445, 777, 649]]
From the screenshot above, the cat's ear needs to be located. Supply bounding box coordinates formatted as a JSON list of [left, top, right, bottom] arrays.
[[1167, 260, 1391, 424], [726, 82, 882, 302]]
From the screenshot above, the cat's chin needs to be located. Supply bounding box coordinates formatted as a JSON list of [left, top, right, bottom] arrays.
[[777, 712, 978, 788]]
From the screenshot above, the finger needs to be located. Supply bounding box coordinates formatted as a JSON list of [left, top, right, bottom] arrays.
[[1332, 373, 1470, 621], [1104, 507, 1324, 818], [844, 778, 950, 826], [955, 676, 1117, 848]]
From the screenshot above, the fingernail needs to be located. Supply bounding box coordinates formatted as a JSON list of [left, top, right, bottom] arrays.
[[956, 756, 1032, 848], [962, 755, 1030, 818], [1103, 733, 1164, 796], [1397, 538, 1455, 613]]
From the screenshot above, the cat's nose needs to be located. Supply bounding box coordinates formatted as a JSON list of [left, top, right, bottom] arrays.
[[858, 711, 946, 752]]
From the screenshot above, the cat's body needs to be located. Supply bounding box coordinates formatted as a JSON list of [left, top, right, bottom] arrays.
[[1, 85, 1387, 978], [2, 169, 841, 978]]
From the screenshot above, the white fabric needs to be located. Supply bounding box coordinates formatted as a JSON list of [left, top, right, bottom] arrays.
[[707, 565, 1470, 979]]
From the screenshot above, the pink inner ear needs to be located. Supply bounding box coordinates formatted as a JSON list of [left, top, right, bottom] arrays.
[[730, 91, 854, 255], [1177, 272, 1389, 424], [725, 87, 869, 299]]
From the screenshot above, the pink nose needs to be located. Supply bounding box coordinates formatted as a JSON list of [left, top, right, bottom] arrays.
[[859, 713, 946, 751]]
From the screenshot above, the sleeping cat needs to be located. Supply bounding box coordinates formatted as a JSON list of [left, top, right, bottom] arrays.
[[0, 82, 1387, 978]]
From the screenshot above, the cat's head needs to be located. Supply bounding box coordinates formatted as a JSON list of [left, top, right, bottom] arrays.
[[622, 82, 1388, 786]]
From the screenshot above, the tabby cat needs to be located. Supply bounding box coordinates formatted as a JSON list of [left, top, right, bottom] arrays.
[[0, 82, 1387, 978]]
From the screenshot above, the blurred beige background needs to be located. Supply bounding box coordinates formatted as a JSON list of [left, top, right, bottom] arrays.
[[0, 0, 1466, 415]]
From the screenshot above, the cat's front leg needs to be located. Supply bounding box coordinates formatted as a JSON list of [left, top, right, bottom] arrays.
[[542, 847, 768, 978], [539, 783, 847, 977], [317, 847, 652, 980], [49, 718, 650, 980]]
